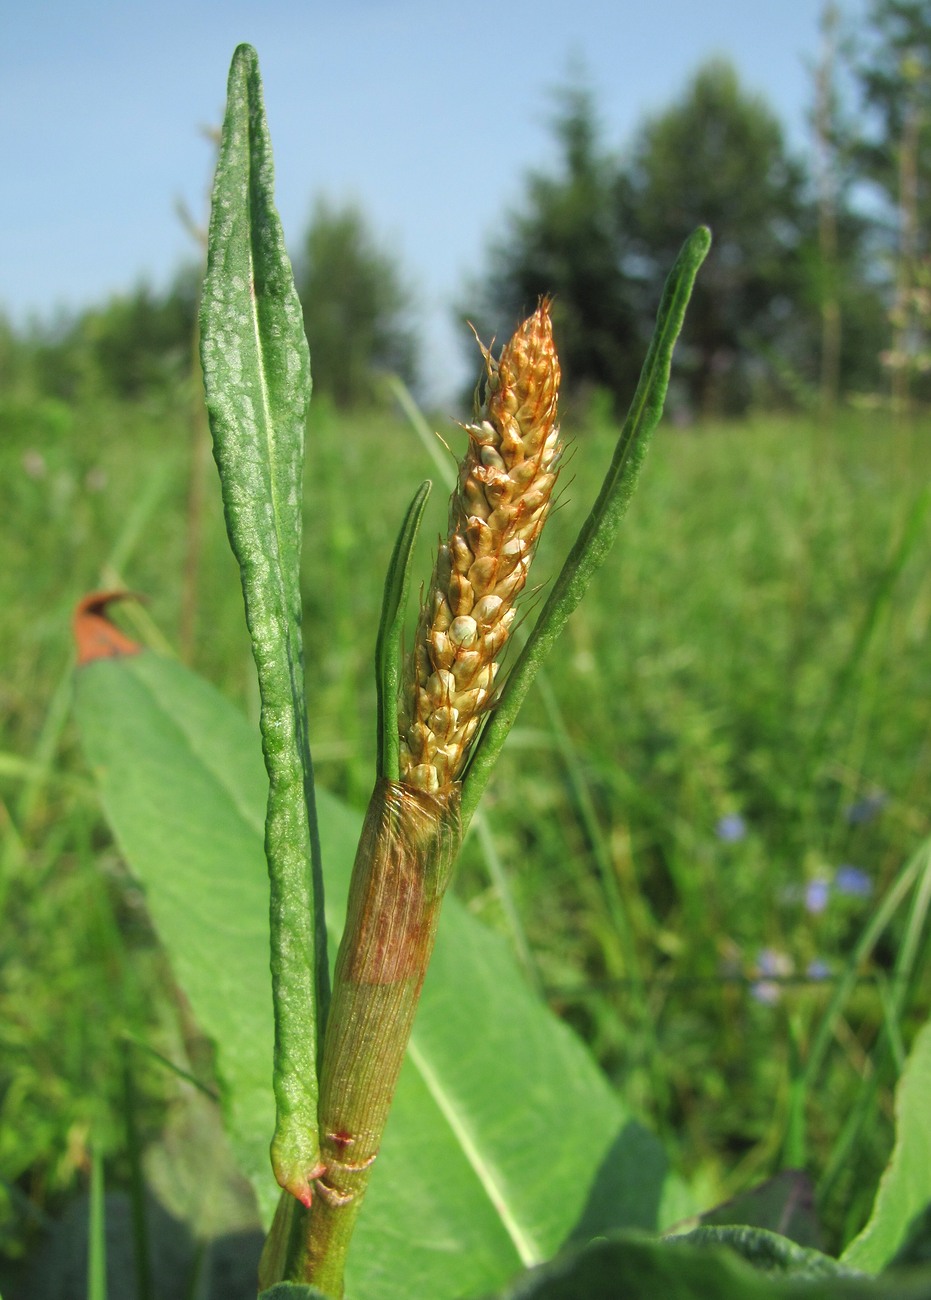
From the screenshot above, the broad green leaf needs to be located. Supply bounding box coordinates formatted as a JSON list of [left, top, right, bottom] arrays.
[[75, 650, 685, 1298], [842, 1019, 931, 1273], [75, 652, 340, 1226], [489, 1231, 931, 1300], [201, 44, 325, 1203]]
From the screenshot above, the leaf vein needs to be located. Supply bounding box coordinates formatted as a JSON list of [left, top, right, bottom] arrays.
[[406, 1036, 543, 1268]]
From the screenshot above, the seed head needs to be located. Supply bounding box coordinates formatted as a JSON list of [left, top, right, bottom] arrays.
[[399, 299, 562, 791]]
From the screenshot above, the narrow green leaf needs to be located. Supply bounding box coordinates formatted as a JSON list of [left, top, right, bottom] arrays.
[[461, 226, 711, 827], [200, 43, 326, 1205], [75, 650, 688, 1297], [375, 479, 431, 780], [842, 1019, 931, 1273]]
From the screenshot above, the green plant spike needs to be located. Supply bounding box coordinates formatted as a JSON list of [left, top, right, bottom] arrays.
[[460, 224, 711, 828], [200, 43, 327, 1208], [375, 480, 432, 781]]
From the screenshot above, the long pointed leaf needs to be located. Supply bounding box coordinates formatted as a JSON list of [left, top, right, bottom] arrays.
[[375, 480, 432, 781], [200, 43, 326, 1204]]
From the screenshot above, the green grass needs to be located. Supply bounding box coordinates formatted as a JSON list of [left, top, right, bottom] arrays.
[[1, 385, 930, 1267]]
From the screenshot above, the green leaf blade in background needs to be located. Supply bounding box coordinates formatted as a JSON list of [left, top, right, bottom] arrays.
[[75, 650, 686, 1298], [841, 1019, 931, 1273], [76, 652, 286, 1227], [200, 43, 326, 1202]]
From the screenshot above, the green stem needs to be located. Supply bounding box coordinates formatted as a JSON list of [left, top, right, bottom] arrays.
[[299, 778, 461, 1294]]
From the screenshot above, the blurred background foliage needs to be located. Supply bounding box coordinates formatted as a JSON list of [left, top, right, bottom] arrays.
[[2, 1, 929, 417], [2, 0, 931, 1292]]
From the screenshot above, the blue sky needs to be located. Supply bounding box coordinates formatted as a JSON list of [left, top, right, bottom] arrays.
[[3, 0, 857, 397]]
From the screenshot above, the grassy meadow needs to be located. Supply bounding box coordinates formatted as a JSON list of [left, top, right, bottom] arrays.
[[2, 381, 930, 1269]]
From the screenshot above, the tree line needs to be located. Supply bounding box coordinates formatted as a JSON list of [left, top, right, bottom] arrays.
[[2, 0, 928, 417], [464, 0, 931, 417]]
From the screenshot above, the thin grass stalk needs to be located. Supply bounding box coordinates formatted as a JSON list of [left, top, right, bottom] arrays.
[[472, 808, 542, 993], [87, 1147, 108, 1300], [875, 971, 907, 1074], [817, 1067, 881, 1213], [121, 1042, 154, 1300]]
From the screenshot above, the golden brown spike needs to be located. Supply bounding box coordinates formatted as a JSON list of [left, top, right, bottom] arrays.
[[399, 300, 562, 791]]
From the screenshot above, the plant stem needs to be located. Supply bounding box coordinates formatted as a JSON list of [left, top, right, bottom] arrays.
[[299, 778, 461, 1294]]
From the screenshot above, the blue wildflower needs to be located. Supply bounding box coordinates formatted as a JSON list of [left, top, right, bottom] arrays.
[[807, 959, 831, 981], [805, 878, 831, 914], [835, 865, 873, 897], [716, 813, 747, 843], [844, 794, 887, 826], [751, 948, 793, 1004]]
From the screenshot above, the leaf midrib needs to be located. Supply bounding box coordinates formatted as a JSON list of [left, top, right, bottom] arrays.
[[406, 1035, 543, 1269]]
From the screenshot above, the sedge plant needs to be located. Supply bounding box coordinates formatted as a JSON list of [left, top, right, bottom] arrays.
[[71, 42, 931, 1300]]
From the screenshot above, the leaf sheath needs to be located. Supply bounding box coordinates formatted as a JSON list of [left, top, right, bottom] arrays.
[[302, 779, 461, 1294]]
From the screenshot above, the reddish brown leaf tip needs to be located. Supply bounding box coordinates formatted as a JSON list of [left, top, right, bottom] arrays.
[[275, 1160, 326, 1210], [74, 591, 143, 665]]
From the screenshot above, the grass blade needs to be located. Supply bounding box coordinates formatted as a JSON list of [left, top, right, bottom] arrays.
[[200, 42, 325, 1206]]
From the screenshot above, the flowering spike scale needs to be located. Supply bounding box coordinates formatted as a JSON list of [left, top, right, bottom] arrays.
[[399, 300, 562, 790]]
